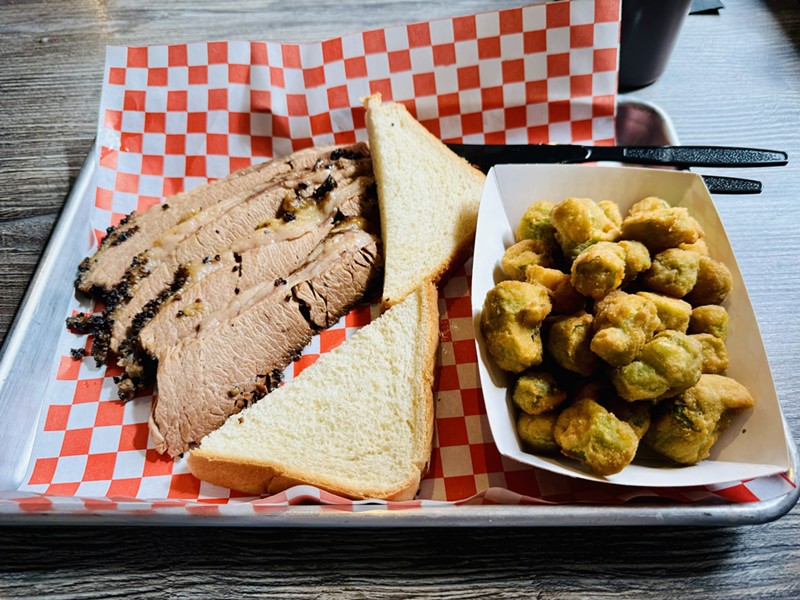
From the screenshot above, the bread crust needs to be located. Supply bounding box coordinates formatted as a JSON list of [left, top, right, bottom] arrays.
[[414, 280, 440, 479], [186, 451, 422, 501]]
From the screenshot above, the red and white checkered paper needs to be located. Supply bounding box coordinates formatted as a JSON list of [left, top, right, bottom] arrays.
[[4, 0, 795, 518]]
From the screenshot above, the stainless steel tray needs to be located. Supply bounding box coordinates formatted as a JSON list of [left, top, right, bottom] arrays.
[[0, 97, 797, 526]]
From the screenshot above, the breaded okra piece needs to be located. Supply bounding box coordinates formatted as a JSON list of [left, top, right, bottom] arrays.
[[590, 291, 661, 367], [688, 305, 729, 340], [501, 239, 555, 281], [685, 255, 733, 306], [554, 397, 640, 476], [550, 197, 621, 261], [480, 280, 552, 373], [642, 248, 700, 298], [570, 241, 627, 300], [516, 200, 558, 248], [526, 265, 585, 315], [621, 201, 704, 252], [547, 311, 599, 376], [610, 330, 703, 401], [512, 371, 567, 415], [690, 333, 729, 374], [644, 374, 754, 464], [517, 411, 560, 454], [637, 291, 692, 333]]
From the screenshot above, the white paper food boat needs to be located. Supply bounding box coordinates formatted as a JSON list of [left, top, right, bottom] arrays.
[[472, 164, 791, 487]]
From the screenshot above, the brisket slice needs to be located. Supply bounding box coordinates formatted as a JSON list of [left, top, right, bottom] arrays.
[[98, 155, 372, 364], [77, 143, 366, 296], [150, 225, 381, 457]]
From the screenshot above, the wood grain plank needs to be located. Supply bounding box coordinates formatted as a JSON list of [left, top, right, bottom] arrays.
[[0, 525, 799, 598]]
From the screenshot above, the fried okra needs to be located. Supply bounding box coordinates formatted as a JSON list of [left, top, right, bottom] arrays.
[[513, 371, 567, 415], [554, 397, 640, 476], [637, 291, 692, 333], [481, 281, 552, 373], [571, 241, 627, 300], [679, 237, 709, 256], [590, 291, 661, 367], [618, 240, 651, 283], [685, 255, 733, 306], [547, 311, 599, 376], [526, 265, 585, 314], [501, 239, 555, 281], [610, 330, 703, 401], [621, 200, 704, 252], [517, 411, 560, 453], [690, 333, 729, 374], [570, 240, 651, 300], [688, 305, 729, 340], [598, 200, 623, 228], [644, 374, 754, 464], [628, 196, 670, 215], [516, 200, 558, 247], [574, 381, 651, 439], [550, 197, 621, 261], [491, 192, 748, 475], [642, 248, 700, 298], [602, 395, 652, 439]]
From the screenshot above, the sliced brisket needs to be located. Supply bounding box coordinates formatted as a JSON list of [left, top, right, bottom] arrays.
[[97, 153, 372, 364], [149, 225, 381, 457], [137, 175, 377, 361], [77, 144, 366, 296]]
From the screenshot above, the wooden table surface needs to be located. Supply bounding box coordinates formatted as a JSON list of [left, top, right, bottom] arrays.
[[1, 0, 799, 597]]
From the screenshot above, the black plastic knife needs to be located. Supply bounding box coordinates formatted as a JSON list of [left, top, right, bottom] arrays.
[[445, 143, 788, 171], [446, 144, 782, 194], [701, 175, 761, 195]]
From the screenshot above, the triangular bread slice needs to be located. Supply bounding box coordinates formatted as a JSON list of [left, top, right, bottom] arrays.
[[364, 94, 486, 308], [186, 281, 440, 501]]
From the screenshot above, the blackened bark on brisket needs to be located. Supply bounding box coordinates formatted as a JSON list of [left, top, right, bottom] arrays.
[[110, 225, 140, 247], [115, 265, 191, 400], [83, 252, 154, 365], [330, 147, 367, 161], [312, 174, 338, 201], [65, 312, 111, 367]]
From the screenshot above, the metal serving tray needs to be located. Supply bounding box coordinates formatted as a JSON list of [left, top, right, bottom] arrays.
[[0, 97, 797, 526]]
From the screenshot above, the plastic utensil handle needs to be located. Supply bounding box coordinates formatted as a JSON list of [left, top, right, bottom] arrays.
[[447, 143, 788, 171], [615, 146, 788, 168], [702, 175, 762, 194]]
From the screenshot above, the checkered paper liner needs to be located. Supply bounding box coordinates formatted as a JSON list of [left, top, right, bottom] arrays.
[[5, 0, 795, 517]]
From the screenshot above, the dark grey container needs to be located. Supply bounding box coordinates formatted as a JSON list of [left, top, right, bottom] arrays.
[[619, 0, 693, 89]]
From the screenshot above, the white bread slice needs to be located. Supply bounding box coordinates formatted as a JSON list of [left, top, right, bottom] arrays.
[[364, 94, 486, 308], [186, 281, 440, 501]]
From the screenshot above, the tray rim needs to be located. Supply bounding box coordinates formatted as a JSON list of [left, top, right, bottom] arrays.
[[0, 97, 797, 526], [1, 463, 798, 527]]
